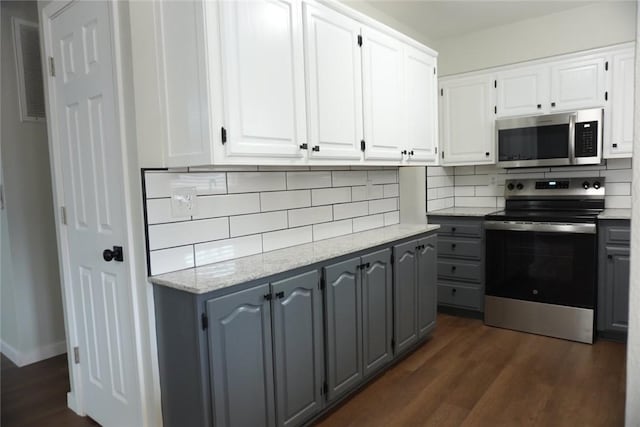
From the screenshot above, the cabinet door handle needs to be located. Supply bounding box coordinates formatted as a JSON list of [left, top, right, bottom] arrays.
[[275, 291, 285, 299], [451, 265, 457, 272], [608, 254, 613, 259], [312, 145, 320, 152], [299, 143, 308, 150], [612, 143, 618, 148], [551, 102, 556, 107], [451, 288, 457, 295], [537, 104, 542, 109], [451, 227, 457, 232], [451, 243, 456, 250], [409, 150, 414, 156], [485, 152, 490, 156]]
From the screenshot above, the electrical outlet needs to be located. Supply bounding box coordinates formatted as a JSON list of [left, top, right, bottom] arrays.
[[171, 187, 197, 218]]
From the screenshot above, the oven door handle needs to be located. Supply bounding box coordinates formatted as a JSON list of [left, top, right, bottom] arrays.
[[484, 221, 596, 234]]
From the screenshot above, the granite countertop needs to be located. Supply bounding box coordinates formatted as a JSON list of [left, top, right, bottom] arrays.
[[598, 209, 632, 220], [150, 223, 440, 294], [427, 207, 501, 217]]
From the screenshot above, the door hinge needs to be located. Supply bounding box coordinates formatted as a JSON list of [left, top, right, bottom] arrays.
[[221, 126, 227, 144], [435, 146, 438, 154], [48, 56, 55, 77], [357, 34, 362, 47], [440, 88, 443, 96], [494, 106, 497, 114], [60, 206, 67, 225], [73, 346, 80, 364], [201, 313, 208, 330], [605, 61, 609, 71], [441, 151, 445, 159], [360, 140, 366, 152], [605, 91, 608, 101], [494, 80, 497, 88]]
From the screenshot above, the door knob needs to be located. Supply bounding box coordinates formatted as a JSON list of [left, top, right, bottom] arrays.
[[103, 246, 123, 262]]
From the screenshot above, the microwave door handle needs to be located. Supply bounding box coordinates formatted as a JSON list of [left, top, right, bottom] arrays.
[[568, 114, 576, 164]]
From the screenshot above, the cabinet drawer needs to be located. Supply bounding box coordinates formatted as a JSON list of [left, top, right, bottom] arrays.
[[605, 226, 630, 245], [437, 222, 482, 238], [438, 237, 481, 260], [437, 283, 483, 310], [438, 259, 482, 283]]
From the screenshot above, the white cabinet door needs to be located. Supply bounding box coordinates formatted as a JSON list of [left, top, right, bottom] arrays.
[[439, 75, 495, 166], [496, 66, 549, 117], [219, 0, 307, 159], [606, 50, 635, 158], [303, 2, 363, 161], [404, 46, 438, 164], [550, 56, 606, 112], [361, 26, 404, 162]]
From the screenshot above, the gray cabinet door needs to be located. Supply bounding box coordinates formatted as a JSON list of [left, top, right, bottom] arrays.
[[207, 284, 275, 427], [418, 234, 437, 338], [324, 257, 362, 402], [393, 240, 418, 354], [271, 270, 324, 427], [361, 249, 393, 378], [605, 246, 630, 332]]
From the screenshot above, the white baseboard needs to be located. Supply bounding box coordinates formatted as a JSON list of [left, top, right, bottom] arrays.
[[67, 391, 84, 416], [1, 339, 67, 367]]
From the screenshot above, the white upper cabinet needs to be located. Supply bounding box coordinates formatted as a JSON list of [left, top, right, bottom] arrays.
[[439, 74, 495, 166], [361, 26, 405, 162], [303, 2, 363, 160], [550, 56, 606, 112], [218, 0, 307, 159], [496, 66, 549, 117], [606, 49, 635, 158], [404, 46, 438, 164]]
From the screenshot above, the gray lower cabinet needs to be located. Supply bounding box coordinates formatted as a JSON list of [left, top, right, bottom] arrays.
[[417, 235, 437, 338], [324, 248, 393, 402], [598, 220, 631, 338], [208, 270, 324, 427]]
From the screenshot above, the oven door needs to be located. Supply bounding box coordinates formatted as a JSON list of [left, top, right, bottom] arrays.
[[485, 221, 597, 309]]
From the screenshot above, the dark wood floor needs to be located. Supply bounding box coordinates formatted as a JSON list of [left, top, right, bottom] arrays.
[[317, 314, 627, 427], [1, 353, 97, 427], [1, 314, 626, 427]]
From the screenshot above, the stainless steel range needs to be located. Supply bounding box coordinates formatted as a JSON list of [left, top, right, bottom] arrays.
[[484, 177, 605, 344]]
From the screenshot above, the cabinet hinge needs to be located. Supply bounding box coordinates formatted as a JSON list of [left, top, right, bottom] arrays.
[[605, 61, 609, 71], [322, 382, 328, 395], [605, 91, 608, 101], [391, 338, 395, 350], [434, 146, 438, 154], [49, 56, 55, 77], [357, 34, 362, 47], [221, 127, 227, 144], [440, 88, 443, 96], [433, 67, 436, 75], [264, 293, 273, 301], [494, 80, 497, 88], [73, 346, 80, 364], [441, 151, 445, 159], [201, 313, 209, 330], [60, 206, 67, 225], [494, 106, 497, 114], [390, 254, 394, 265], [360, 140, 366, 152]]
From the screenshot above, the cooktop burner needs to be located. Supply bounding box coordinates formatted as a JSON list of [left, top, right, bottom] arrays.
[[485, 210, 600, 223]]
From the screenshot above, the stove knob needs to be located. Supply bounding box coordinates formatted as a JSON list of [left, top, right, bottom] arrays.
[[507, 183, 515, 191], [582, 181, 590, 189], [516, 183, 524, 190], [593, 181, 601, 189]]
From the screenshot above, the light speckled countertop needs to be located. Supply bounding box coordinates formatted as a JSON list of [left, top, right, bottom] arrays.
[[427, 207, 501, 217], [598, 209, 632, 220], [150, 223, 440, 294]]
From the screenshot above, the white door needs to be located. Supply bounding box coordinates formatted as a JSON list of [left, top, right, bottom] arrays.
[[48, 2, 141, 425], [361, 26, 404, 162], [439, 75, 495, 166], [303, 2, 363, 161], [496, 66, 549, 117], [404, 46, 438, 164], [219, 0, 307, 159], [606, 50, 635, 158], [550, 56, 606, 112]]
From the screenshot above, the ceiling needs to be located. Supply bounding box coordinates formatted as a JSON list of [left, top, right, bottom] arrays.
[[359, 0, 602, 40]]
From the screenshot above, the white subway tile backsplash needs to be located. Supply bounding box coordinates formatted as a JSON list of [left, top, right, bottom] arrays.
[[261, 190, 310, 212], [146, 198, 189, 224], [437, 187, 454, 198], [427, 166, 452, 177], [383, 184, 399, 198], [148, 217, 229, 250], [286, 171, 332, 190], [333, 201, 369, 220], [455, 197, 497, 208], [332, 170, 367, 187], [288, 206, 333, 227], [368, 170, 397, 184], [605, 182, 631, 196], [227, 172, 286, 193], [606, 196, 632, 209], [353, 214, 384, 232], [427, 188, 438, 201], [427, 175, 454, 189], [194, 193, 260, 219], [263, 226, 313, 252], [456, 175, 489, 186], [352, 185, 383, 201], [312, 187, 351, 206], [383, 211, 400, 226], [454, 166, 475, 175], [454, 186, 474, 197], [606, 158, 632, 169], [230, 211, 287, 237], [475, 185, 504, 197], [149, 245, 194, 275], [545, 170, 599, 179], [428, 197, 454, 211], [600, 168, 633, 182], [145, 172, 227, 198], [313, 219, 353, 241], [195, 235, 262, 266], [369, 198, 398, 214]]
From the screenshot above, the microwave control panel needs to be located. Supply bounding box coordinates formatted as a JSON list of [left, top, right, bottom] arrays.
[[575, 121, 598, 158]]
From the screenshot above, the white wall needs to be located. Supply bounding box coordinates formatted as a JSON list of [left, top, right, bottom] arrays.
[[0, 0, 65, 366], [436, 1, 637, 76], [625, 2, 640, 424]]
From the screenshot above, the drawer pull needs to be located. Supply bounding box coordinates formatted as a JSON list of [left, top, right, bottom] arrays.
[[451, 243, 456, 250], [451, 265, 457, 272], [452, 227, 457, 232], [451, 288, 457, 295]]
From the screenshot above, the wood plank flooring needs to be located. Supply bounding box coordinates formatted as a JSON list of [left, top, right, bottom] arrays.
[[1, 353, 97, 427], [316, 314, 626, 427]]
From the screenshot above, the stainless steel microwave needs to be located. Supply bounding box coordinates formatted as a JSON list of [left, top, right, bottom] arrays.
[[496, 108, 603, 168]]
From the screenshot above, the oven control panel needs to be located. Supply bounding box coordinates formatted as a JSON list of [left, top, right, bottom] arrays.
[[535, 181, 569, 189], [505, 177, 605, 199], [575, 121, 598, 158]]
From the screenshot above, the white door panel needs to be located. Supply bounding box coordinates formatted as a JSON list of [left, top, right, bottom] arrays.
[[219, 0, 307, 159], [497, 66, 549, 117], [362, 27, 404, 161], [550, 57, 606, 112], [304, 3, 363, 160], [405, 46, 437, 163], [50, 2, 141, 425], [606, 50, 634, 158]]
